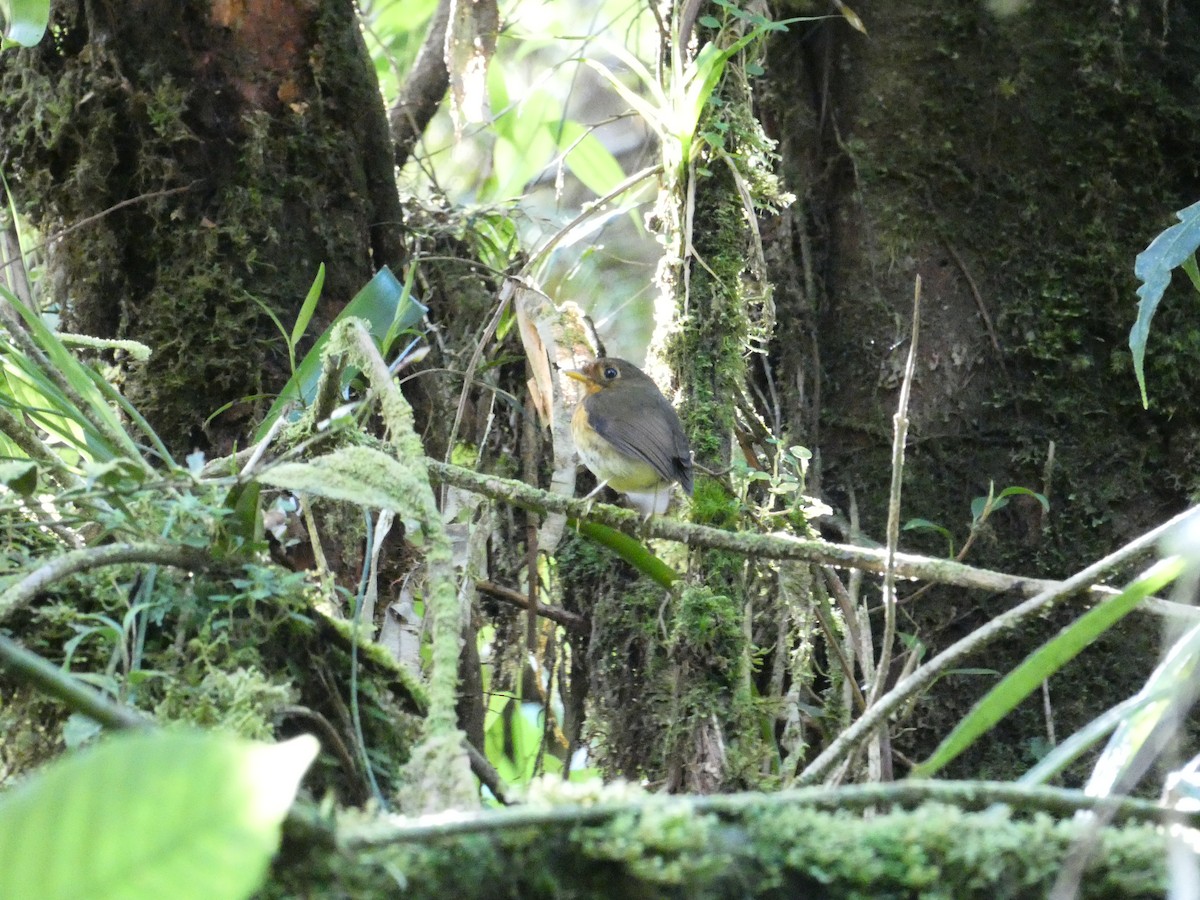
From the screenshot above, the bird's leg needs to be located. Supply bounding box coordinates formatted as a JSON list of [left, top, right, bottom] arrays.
[[580, 480, 608, 519]]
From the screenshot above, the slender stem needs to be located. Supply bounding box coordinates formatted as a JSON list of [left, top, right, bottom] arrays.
[[0, 634, 149, 729], [796, 505, 1200, 785], [870, 277, 921, 710]]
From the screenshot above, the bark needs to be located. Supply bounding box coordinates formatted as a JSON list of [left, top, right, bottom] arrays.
[[0, 0, 405, 454], [759, 1, 1200, 776]]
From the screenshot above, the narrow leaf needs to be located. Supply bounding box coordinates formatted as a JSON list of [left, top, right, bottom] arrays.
[[1086, 613, 1200, 798], [570, 519, 680, 588], [290, 263, 325, 348], [254, 267, 427, 442], [911, 556, 1185, 777]]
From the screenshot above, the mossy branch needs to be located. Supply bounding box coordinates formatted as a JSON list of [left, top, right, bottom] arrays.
[[335, 779, 1179, 849], [334, 320, 472, 809], [0, 542, 211, 624], [425, 459, 1197, 621]]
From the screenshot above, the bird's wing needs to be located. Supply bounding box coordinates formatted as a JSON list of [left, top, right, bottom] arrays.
[[587, 393, 693, 494]]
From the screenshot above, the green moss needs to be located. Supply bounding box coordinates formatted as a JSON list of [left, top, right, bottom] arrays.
[[0, 0, 393, 451], [266, 800, 1169, 898]]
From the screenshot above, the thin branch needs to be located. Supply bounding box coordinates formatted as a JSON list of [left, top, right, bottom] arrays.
[[0, 184, 194, 277], [795, 505, 1200, 785], [477, 580, 588, 633], [0, 634, 150, 729], [870, 277, 921, 709], [0, 543, 210, 623], [425, 458, 1199, 622], [390, 0, 452, 168]]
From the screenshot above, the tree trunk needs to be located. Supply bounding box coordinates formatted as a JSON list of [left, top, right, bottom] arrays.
[[760, 1, 1200, 776], [0, 0, 405, 454]]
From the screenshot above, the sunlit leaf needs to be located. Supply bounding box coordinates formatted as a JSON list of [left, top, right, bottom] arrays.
[[0, 0, 48, 47], [0, 730, 317, 900], [558, 122, 627, 199], [1085, 620, 1200, 797]]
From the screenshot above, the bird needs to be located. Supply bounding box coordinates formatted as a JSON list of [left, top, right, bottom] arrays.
[[563, 357, 693, 517]]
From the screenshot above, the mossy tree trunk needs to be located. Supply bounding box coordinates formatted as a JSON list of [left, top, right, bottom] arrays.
[[0, 0, 405, 455], [759, 1, 1200, 777]]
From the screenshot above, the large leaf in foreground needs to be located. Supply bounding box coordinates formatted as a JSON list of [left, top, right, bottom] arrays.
[[0, 730, 317, 900]]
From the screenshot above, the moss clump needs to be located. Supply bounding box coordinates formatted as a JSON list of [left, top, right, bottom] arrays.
[[266, 799, 1169, 898]]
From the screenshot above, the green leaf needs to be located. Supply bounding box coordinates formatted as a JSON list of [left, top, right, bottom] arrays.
[[558, 121, 628, 200], [1020, 686, 1174, 786], [902, 517, 955, 557], [911, 556, 1185, 777], [0, 0, 48, 47], [1130, 200, 1200, 408], [257, 445, 427, 519], [290, 264, 325, 349], [0, 730, 317, 900], [0, 459, 37, 495], [994, 485, 1050, 511], [1086, 612, 1200, 798], [254, 267, 427, 442], [1, 286, 142, 460], [570, 519, 680, 587]]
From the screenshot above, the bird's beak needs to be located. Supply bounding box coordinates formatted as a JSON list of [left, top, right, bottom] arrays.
[[562, 368, 591, 385]]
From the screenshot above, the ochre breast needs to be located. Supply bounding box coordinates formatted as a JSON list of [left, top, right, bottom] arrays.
[[572, 402, 665, 492]]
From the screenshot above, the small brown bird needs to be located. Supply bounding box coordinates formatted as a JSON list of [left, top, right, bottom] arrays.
[[564, 357, 693, 516]]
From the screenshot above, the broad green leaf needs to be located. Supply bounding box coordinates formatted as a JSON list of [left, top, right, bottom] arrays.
[[254, 267, 427, 442], [257, 445, 427, 519], [570, 519, 680, 587], [0, 730, 317, 900], [0, 0, 48, 47], [911, 556, 1185, 777], [1130, 200, 1200, 408]]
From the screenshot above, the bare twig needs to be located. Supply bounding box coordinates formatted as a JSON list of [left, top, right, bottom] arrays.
[[477, 580, 588, 633], [0, 184, 195, 278], [870, 277, 921, 712]]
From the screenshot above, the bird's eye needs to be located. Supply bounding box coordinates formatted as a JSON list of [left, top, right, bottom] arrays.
[[603, 366, 618, 380]]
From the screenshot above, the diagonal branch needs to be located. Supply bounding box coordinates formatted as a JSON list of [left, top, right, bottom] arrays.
[[425, 458, 1198, 622]]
